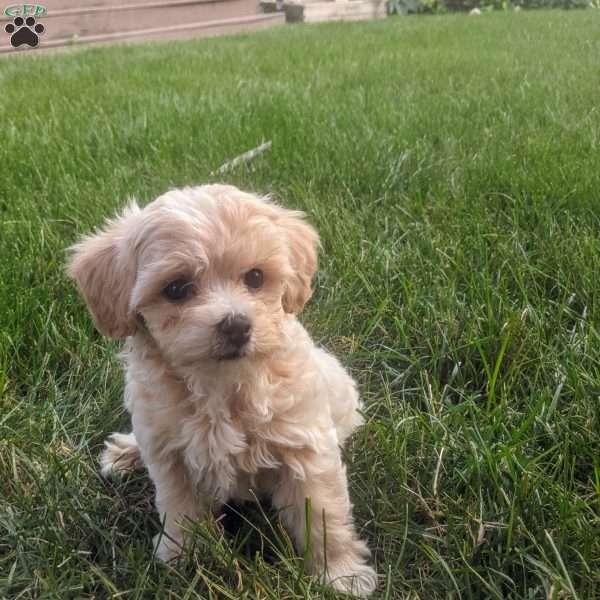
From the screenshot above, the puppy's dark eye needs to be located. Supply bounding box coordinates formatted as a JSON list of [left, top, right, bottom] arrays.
[[162, 279, 194, 302], [244, 269, 263, 290]]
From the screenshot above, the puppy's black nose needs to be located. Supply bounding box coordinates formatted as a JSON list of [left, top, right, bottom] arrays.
[[217, 314, 252, 347]]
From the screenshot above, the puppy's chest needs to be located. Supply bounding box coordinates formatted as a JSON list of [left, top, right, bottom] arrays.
[[180, 406, 278, 502]]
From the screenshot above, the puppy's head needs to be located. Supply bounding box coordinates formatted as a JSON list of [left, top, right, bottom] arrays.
[[68, 185, 319, 371]]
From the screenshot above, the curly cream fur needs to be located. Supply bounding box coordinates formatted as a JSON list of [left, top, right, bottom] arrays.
[[69, 185, 376, 597]]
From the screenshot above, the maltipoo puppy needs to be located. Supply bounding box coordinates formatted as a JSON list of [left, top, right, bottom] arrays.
[[68, 185, 376, 597]]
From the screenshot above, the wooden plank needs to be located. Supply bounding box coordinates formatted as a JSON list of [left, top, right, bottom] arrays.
[[2, 0, 262, 40], [0, 12, 283, 52], [0, 0, 244, 21]]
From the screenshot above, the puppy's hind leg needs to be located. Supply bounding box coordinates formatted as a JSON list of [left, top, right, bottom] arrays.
[[99, 432, 144, 477]]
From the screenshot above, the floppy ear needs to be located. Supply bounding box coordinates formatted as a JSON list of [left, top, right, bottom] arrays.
[[278, 209, 320, 314], [67, 205, 139, 339]]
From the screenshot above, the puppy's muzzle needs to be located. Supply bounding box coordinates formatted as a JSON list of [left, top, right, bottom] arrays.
[[217, 313, 252, 359]]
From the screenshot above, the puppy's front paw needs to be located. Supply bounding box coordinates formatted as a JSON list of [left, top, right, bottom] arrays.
[[324, 544, 377, 598], [153, 532, 183, 562], [326, 562, 377, 598]]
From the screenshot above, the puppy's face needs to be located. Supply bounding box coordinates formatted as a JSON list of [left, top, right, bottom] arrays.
[[68, 185, 319, 372]]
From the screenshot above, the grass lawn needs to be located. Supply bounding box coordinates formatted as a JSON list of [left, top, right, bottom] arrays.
[[1, 9, 600, 599]]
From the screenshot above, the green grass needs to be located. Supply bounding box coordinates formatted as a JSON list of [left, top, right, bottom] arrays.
[[1, 9, 600, 599]]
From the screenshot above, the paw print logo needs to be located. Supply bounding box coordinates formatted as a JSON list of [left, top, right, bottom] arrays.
[[5, 16, 45, 48]]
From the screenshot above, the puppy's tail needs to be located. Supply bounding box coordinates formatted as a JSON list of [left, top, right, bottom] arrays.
[[99, 432, 144, 477]]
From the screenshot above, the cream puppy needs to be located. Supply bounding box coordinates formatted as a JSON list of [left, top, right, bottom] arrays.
[[68, 185, 376, 597]]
